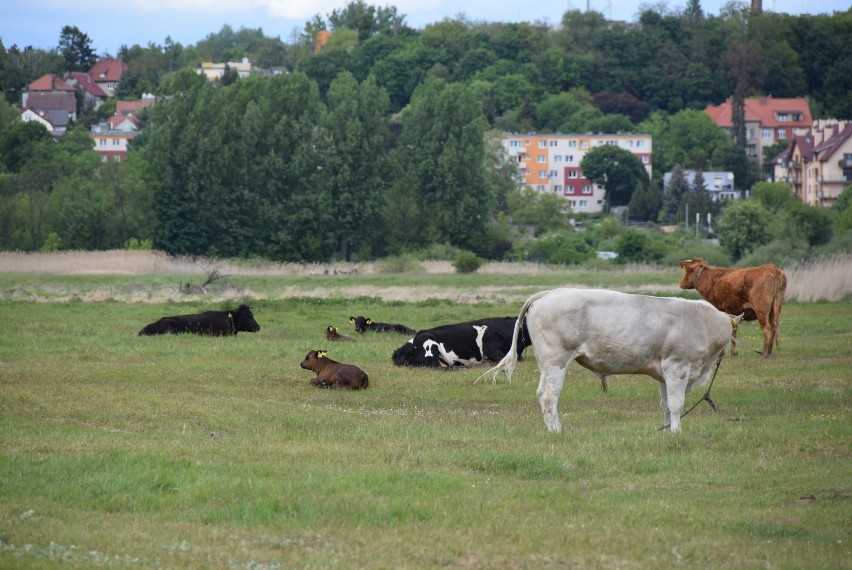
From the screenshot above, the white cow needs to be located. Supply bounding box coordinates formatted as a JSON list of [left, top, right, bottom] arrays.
[[481, 288, 738, 433]]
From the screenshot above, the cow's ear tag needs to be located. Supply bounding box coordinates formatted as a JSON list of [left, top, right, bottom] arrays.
[[349, 317, 355, 323], [366, 319, 372, 325], [318, 351, 327, 358], [681, 266, 686, 273], [228, 312, 233, 318]]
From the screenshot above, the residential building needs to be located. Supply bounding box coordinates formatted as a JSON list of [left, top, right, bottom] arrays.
[[20, 108, 58, 134], [704, 96, 812, 165], [90, 123, 138, 162], [498, 133, 653, 214], [88, 59, 126, 97], [773, 120, 852, 208], [196, 58, 254, 81], [64, 71, 108, 111], [662, 170, 742, 201]]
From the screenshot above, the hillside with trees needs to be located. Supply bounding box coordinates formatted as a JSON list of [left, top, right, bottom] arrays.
[[0, 0, 850, 266]]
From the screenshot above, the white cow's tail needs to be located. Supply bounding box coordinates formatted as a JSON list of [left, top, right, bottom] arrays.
[[475, 290, 549, 384]]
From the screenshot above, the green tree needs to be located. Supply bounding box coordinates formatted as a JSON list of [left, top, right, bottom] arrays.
[[627, 181, 662, 222], [717, 200, 773, 260], [58, 26, 97, 71], [507, 187, 572, 235], [391, 78, 493, 254], [580, 145, 650, 211], [322, 72, 389, 260], [661, 166, 690, 223]]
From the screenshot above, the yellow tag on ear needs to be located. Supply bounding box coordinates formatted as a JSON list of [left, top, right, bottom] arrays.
[[366, 319, 372, 325], [681, 267, 685, 272], [228, 312, 233, 318], [318, 351, 327, 358]]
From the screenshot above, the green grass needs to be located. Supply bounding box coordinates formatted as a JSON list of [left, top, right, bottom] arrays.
[[0, 278, 849, 569]]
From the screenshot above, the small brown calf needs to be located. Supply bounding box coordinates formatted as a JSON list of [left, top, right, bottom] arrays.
[[325, 326, 356, 342], [299, 350, 369, 390]]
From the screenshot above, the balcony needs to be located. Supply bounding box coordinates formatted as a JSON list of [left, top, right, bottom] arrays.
[[839, 158, 852, 168]]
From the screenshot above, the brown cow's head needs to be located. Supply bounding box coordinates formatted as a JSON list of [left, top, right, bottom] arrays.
[[678, 258, 709, 289], [300, 349, 330, 372]]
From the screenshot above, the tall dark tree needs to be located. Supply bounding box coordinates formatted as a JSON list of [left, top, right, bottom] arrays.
[[322, 72, 389, 260], [58, 26, 97, 71]]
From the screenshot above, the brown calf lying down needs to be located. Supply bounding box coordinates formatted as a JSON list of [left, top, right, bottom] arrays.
[[300, 350, 369, 390], [678, 257, 787, 357], [325, 326, 356, 342]]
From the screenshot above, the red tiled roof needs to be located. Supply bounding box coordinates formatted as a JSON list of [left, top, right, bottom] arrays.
[[704, 96, 812, 129], [813, 124, 852, 162], [790, 134, 815, 162], [27, 73, 75, 92], [88, 59, 126, 82], [116, 98, 155, 116], [65, 71, 108, 98]]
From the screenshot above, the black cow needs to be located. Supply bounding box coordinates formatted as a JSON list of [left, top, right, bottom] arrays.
[[350, 315, 415, 335], [138, 304, 261, 336], [392, 317, 530, 368]]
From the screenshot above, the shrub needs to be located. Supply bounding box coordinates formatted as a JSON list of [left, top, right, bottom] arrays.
[[615, 230, 664, 263], [124, 237, 153, 250], [526, 231, 594, 264], [453, 251, 483, 274], [40, 232, 61, 252], [376, 255, 424, 274]]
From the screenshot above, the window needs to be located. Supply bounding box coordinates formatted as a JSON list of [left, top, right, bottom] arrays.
[[636, 140, 645, 148], [714, 177, 723, 189], [539, 170, 548, 178], [582, 185, 591, 194], [762, 128, 772, 139], [580, 140, 588, 149], [778, 130, 787, 140], [641, 156, 649, 164], [565, 155, 573, 162], [579, 200, 588, 208], [550, 140, 558, 147], [549, 170, 558, 178], [99, 138, 106, 147], [536, 185, 545, 192], [509, 140, 521, 148], [568, 171, 578, 179], [539, 140, 547, 148], [554, 185, 562, 193], [567, 140, 577, 148], [553, 155, 562, 162], [747, 128, 755, 140], [537, 155, 546, 163], [112, 139, 121, 146]]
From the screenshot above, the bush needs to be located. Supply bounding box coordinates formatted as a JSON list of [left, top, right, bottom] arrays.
[[376, 255, 424, 274], [124, 237, 153, 250], [615, 230, 665, 264], [453, 251, 484, 274], [525, 231, 594, 264], [40, 232, 61, 253]]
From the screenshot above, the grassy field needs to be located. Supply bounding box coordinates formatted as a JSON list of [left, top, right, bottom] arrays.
[[0, 267, 850, 569]]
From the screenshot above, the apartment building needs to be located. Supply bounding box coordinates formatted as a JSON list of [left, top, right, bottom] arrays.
[[705, 96, 812, 165], [498, 133, 653, 214], [775, 121, 852, 208]]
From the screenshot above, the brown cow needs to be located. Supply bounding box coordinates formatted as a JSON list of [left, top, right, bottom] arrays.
[[325, 326, 356, 342], [300, 350, 369, 390], [678, 258, 787, 357]]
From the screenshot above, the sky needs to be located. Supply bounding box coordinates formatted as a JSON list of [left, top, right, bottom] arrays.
[[2, 0, 848, 56]]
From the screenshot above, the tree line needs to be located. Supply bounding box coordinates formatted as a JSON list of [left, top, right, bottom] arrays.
[[0, 1, 850, 264]]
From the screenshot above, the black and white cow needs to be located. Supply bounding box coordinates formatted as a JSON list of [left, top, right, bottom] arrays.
[[350, 315, 415, 335], [138, 304, 261, 336], [392, 317, 530, 368]]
